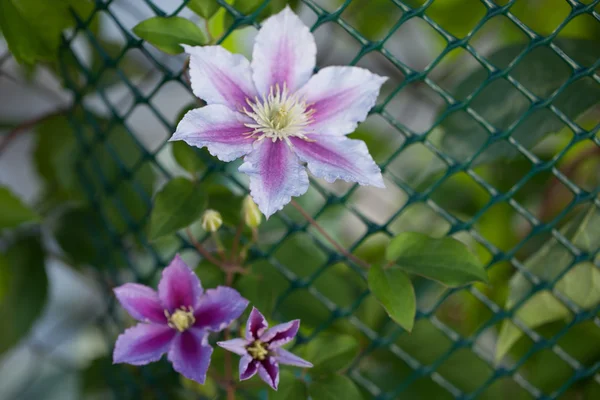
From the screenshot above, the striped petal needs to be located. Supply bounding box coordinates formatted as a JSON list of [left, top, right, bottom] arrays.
[[239, 140, 309, 219], [113, 283, 166, 324], [168, 328, 213, 384], [158, 255, 203, 312], [113, 323, 175, 365]]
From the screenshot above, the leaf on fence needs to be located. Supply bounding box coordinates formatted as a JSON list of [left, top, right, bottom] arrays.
[[308, 375, 363, 400], [0, 236, 47, 355], [368, 264, 416, 332], [441, 39, 600, 165], [496, 205, 600, 361], [0, 0, 93, 64], [270, 370, 307, 400], [133, 17, 207, 55], [0, 186, 39, 230], [300, 333, 359, 376], [149, 177, 207, 240], [188, 0, 221, 20], [386, 232, 488, 287], [172, 141, 206, 177]]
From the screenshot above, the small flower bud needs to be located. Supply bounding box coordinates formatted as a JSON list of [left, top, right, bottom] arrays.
[[202, 209, 222, 232], [242, 196, 262, 228]]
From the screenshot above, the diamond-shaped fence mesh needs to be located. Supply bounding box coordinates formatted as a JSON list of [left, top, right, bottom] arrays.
[[55, 0, 600, 399]]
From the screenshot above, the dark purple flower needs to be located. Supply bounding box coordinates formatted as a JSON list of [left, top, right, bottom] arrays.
[[217, 307, 312, 390], [113, 255, 249, 384]]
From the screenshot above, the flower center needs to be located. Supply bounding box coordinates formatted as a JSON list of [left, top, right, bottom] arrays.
[[246, 340, 269, 361], [243, 83, 314, 144], [166, 306, 195, 332]]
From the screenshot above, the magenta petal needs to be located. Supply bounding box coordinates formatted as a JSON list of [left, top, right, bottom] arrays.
[[184, 45, 257, 110], [170, 105, 254, 162], [275, 348, 313, 368], [290, 136, 385, 188], [113, 283, 166, 324], [193, 286, 249, 331], [246, 307, 269, 341], [238, 140, 309, 219], [158, 255, 203, 312], [260, 320, 300, 348], [113, 324, 175, 365], [168, 328, 213, 384], [258, 357, 280, 390], [240, 354, 259, 381], [251, 6, 316, 95], [217, 338, 248, 356]]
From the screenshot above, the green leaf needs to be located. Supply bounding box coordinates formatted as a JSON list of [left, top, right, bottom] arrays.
[[0, 0, 92, 64], [133, 16, 207, 55], [368, 264, 416, 332], [188, 0, 220, 20], [149, 177, 207, 240], [496, 205, 600, 361], [270, 371, 307, 400], [301, 333, 359, 375], [0, 236, 48, 355], [55, 208, 103, 267], [0, 186, 39, 230], [441, 39, 600, 165], [386, 232, 488, 287], [172, 141, 205, 177], [308, 375, 363, 400]]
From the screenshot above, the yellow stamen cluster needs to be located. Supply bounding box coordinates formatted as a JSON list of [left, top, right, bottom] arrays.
[[246, 340, 269, 361], [243, 83, 314, 145], [165, 306, 195, 332]]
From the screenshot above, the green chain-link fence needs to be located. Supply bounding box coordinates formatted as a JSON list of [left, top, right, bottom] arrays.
[[57, 0, 600, 398]]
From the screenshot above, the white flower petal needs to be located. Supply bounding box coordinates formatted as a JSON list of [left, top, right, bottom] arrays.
[[290, 136, 385, 188], [297, 66, 387, 136], [239, 139, 309, 219], [170, 105, 255, 162], [184, 45, 257, 110], [251, 6, 316, 96]]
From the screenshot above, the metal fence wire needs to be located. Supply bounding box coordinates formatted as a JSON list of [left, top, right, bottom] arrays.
[[57, 0, 600, 399]]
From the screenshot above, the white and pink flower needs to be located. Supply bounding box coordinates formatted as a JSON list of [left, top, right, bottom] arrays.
[[171, 6, 386, 218]]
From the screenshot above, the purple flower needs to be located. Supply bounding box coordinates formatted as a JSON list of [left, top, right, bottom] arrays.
[[171, 6, 386, 219], [217, 307, 312, 390], [112, 255, 249, 383]]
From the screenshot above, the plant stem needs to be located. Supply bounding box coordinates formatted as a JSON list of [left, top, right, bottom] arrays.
[[290, 200, 370, 269], [224, 270, 235, 400], [0, 109, 68, 156], [186, 228, 227, 268]]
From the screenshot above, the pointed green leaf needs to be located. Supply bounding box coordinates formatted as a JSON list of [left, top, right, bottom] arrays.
[[301, 333, 359, 375], [270, 371, 307, 400], [0, 186, 39, 230], [386, 232, 487, 287], [172, 141, 205, 176], [133, 16, 207, 55], [188, 0, 220, 20], [308, 375, 363, 400], [0, 236, 48, 354], [149, 177, 207, 240], [368, 264, 415, 332]]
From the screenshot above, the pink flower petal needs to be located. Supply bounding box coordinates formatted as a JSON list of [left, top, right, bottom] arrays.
[[260, 319, 300, 348], [184, 45, 257, 110], [158, 255, 203, 312], [239, 140, 309, 218], [275, 348, 313, 368], [168, 328, 213, 384], [246, 307, 269, 341], [193, 286, 249, 331], [113, 283, 166, 324], [290, 136, 385, 188], [240, 354, 259, 381], [170, 105, 255, 162], [251, 6, 316, 96], [113, 324, 175, 365], [297, 66, 387, 136], [258, 357, 280, 390], [217, 338, 249, 356]]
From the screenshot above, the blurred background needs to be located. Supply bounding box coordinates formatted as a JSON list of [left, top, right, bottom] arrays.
[[0, 0, 599, 399]]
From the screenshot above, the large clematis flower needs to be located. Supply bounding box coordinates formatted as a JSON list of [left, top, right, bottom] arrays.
[[112, 255, 249, 383], [171, 6, 386, 218], [217, 307, 312, 390]]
